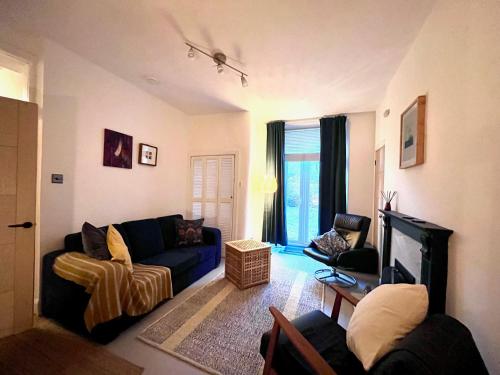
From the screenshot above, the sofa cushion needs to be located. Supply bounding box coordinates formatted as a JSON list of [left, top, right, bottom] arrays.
[[65, 224, 130, 253], [137, 250, 198, 277], [81, 222, 111, 260], [157, 214, 183, 249], [312, 229, 350, 256], [121, 219, 165, 262], [260, 310, 365, 375], [347, 284, 428, 371], [107, 225, 133, 272], [181, 245, 216, 263], [175, 218, 204, 246]]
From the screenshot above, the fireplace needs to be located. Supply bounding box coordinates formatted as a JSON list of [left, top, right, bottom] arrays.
[[379, 210, 453, 314], [381, 258, 416, 284]]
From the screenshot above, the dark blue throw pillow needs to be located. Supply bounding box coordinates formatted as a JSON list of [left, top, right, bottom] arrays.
[[81, 222, 111, 260]]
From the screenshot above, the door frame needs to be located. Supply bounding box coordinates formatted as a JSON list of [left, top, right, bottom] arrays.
[[188, 151, 239, 244]]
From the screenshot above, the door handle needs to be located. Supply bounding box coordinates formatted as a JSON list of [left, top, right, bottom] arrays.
[[8, 222, 33, 229]]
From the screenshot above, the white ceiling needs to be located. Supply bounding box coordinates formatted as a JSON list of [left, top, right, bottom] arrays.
[[1, 0, 436, 117]]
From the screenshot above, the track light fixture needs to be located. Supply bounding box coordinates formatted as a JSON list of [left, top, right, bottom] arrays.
[[240, 74, 248, 87], [185, 42, 248, 87]]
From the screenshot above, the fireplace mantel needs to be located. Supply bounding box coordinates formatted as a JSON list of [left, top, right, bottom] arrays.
[[379, 210, 453, 314]]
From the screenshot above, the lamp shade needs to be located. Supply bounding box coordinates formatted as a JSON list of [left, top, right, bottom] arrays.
[[262, 175, 278, 194]]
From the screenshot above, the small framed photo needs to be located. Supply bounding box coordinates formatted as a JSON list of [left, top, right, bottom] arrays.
[[400, 95, 426, 169], [138, 143, 158, 166]]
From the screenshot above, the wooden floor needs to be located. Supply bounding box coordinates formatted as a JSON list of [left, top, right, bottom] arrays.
[[0, 319, 143, 375]]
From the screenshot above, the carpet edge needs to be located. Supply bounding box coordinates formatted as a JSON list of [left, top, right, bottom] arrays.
[[136, 335, 221, 375], [138, 271, 225, 338]]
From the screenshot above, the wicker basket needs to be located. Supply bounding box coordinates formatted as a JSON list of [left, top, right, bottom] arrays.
[[225, 239, 271, 289]]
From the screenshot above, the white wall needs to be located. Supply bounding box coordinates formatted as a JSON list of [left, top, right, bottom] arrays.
[[187, 112, 251, 240], [375, 0, 500, 372], [40, 39, 191, 255], [348, 112, 376, 241]]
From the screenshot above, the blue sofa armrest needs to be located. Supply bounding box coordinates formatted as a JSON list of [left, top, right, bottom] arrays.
[[202, 226, 222, 266], [41, 249, 89, 326]]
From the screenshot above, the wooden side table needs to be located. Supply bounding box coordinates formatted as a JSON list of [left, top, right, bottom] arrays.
[[225, 240, 271, 289]]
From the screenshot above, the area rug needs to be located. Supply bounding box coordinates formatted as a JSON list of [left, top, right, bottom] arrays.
[[138, 256, 323, 374]]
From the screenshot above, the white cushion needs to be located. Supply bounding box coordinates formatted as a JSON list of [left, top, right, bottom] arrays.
[[346, 283, 428, 370]]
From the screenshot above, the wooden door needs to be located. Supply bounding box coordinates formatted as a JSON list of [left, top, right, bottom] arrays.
[[373, 146, 385, 250], [0, 96, 37, 338]]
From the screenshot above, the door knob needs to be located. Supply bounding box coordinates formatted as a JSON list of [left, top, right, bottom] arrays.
[[8, 222, 33, 229]]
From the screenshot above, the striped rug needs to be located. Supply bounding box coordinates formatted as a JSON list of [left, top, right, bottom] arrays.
[[138, 255, 323, 374]]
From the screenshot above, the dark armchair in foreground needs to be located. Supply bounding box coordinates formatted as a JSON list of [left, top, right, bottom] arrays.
[[260, 284, 488, 375], [304, 213, 378, 287]]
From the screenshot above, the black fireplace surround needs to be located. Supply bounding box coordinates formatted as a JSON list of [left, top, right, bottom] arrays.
[[379, 210, 453, 314]]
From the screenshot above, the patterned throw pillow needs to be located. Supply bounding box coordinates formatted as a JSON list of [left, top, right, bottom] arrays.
[[175, 218, 204, 246], [81, 222, 111, 260], [312, 229, 351, 256]]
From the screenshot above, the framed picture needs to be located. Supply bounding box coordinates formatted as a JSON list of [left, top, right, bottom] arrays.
[[103, 129, 133, 169], [138, 143, 158, 166], [400, 95, 426, 169]]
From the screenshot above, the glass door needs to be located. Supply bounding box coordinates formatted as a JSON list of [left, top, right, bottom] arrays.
[[284, 127, 320, 246], [285, 160, 319, 245]]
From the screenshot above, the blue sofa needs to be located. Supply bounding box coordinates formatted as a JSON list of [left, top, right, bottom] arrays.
[[42, 214, 221, 343]]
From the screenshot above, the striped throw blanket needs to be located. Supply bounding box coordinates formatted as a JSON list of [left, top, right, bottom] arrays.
[[53, 252, 173, 332]]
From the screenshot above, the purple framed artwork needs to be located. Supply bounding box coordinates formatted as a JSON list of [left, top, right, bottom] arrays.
[[103, 129, 133, 169]]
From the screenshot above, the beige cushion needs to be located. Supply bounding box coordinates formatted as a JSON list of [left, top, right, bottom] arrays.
[[346, 283, 428, 370], [107, 224, 133, 273], [342, 230, 361, 248]]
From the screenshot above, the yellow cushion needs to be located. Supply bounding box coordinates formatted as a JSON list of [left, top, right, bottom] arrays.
[[346, 284, 428, 370], [106, 225, 133, 273]]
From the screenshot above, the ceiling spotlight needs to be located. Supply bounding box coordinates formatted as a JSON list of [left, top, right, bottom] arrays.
[[185, 42, 248, 87], [240, 74, 248, 87]]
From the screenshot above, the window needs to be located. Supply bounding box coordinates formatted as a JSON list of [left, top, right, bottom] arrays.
[[0, 50, 30, 101], [285, 127, 320, 245]]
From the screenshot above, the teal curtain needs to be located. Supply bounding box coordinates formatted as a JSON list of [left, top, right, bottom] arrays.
[[319, 116, 347, 234], [262, 121, 287, 245]]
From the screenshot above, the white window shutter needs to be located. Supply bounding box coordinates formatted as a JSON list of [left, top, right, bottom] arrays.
[[219, 156, 234, 200], [218, 155, 234, 243], [192, 202, 202, 219], [204, 202, 217, 227], [190, 155, 235, 246], [205, 159, 218, 200], [218, 202, 233, 244], [192, 158, 203, 199]]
